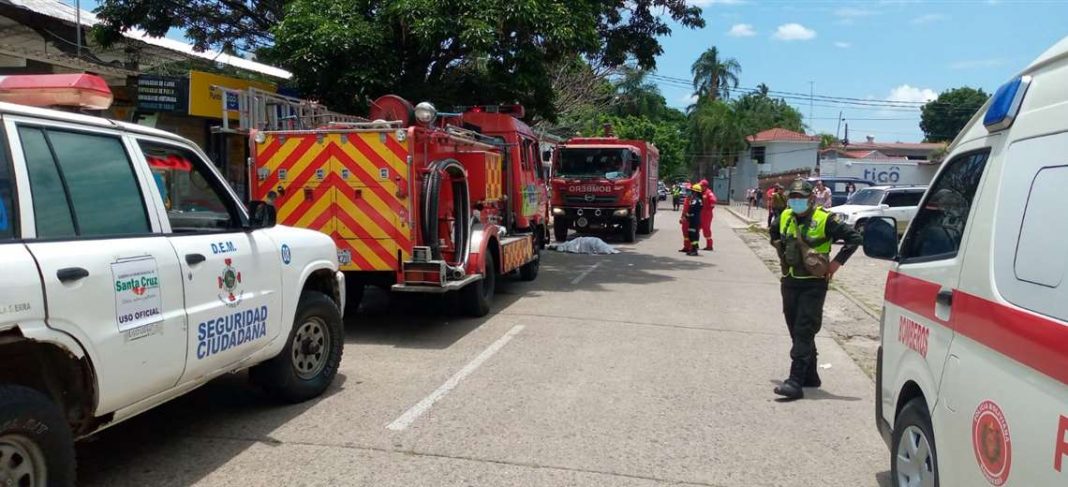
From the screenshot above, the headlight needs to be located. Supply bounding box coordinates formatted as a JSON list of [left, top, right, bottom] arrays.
[[613, 209, 629, 217], [552, 208, 565, 216], [414, 102, 437, 124]]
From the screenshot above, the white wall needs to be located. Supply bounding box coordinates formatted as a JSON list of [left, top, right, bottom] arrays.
[[762, 141, 819, 175]]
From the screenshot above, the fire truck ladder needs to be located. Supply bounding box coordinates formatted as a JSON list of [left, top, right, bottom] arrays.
[[214, 87, 367, 133]]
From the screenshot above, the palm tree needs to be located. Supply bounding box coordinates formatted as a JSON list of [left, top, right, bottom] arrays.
[[690, 46, 742, 102]]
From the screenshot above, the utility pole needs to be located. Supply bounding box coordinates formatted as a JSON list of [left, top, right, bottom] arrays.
[[808, 81, 814, 125], [835, 111, 843, 142], [75, 0, 81, 58]]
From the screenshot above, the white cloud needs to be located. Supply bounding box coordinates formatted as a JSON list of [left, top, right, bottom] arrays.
[[833, 7, 878, 24], [834, 41, 852, 48], [773, 23, 817, 41], [887, 85, 937, 104], [727, 23, 756, 37], [910, 13, 946, 24], [950, 58, 1006, 70], [679, 93, 699, 105]]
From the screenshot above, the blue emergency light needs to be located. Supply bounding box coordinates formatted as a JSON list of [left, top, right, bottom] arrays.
[[983, 76, 1031, 132]]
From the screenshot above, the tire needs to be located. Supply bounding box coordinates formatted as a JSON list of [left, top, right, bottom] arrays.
[[622, 215, 637, 243], [462, 251, 496, 317], [519, 244, 540, 282], [0, 385, 75, 487], [891, 398, 939, 487], [554, 221, 569, 243], [251, 291, 344, 403], [637, 207, 652, 235]]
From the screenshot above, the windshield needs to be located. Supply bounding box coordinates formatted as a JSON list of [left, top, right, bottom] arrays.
[[848, 188, 885, 206], [556, 148, 637, 180]]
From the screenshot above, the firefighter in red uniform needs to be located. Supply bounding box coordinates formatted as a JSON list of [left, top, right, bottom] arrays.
[[678, 183, 692, 252], [683, 184, 704, 256], [699, 179, 717, 251]]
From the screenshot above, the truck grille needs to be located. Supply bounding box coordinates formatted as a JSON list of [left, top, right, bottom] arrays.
[[564, 194, 616, 205]]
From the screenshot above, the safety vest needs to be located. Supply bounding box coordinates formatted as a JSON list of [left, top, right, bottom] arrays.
[[779, 207, 831, 278]]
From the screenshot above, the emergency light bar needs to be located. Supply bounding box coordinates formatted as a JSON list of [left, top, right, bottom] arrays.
[[0, 73, 113, 110], [984, 76, 1031, 132], [456, 104, 526, 119]]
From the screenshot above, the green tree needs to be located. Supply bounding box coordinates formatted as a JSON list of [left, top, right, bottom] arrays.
[[690, 46, 741, 102], [687, 98, 744, 178], [93, 0, 704, 120], [817, 133, 838, 149], [730, 89, 804, 135], [920, 87, 989, 142]]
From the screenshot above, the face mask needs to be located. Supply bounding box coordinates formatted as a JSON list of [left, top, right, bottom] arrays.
[[788, 198, 810, 214]]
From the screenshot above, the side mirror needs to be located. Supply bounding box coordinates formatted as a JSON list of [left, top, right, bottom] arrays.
[[542, 150, 552, 162], [247, 200, 277, 230], [862, 217, 898, 260]]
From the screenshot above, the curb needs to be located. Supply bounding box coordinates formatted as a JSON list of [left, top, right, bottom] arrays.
[[725, 206, 760, 225]]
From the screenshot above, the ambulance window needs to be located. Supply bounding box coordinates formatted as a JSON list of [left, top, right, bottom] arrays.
[[900, 150, 989, 262], [138, 141, 239, 232], [1014, 166, 1068, 288]]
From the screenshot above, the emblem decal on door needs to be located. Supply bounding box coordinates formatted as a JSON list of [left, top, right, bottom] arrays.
[[112, 257, 163, 332], [281, 244, 292, 265], [973, 400, 1012, 485], [217, 258, 244, 307]]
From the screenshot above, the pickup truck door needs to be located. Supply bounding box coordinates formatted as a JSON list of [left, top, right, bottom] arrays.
[[0, 136, 44, 341], [132, 137, 283, 384], [6, 120, 188, 414]]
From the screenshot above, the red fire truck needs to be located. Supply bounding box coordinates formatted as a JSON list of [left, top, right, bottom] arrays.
[[247, 95, 546, 316], [550, 132, 660, 242]]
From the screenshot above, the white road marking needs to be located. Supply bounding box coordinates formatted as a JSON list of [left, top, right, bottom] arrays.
[[386, 324, 526, 431], [570, 262, 601, 285]]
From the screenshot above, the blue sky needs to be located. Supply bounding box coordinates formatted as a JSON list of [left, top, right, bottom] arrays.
[[654, 0, 1068, 141]]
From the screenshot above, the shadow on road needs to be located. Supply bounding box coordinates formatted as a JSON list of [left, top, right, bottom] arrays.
[[76, 372, 350, 486], [343, 277, 537, 350], [768, 380, 862, 402]]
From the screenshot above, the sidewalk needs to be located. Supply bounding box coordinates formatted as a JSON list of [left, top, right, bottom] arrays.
[[726, 202, 770, 229]]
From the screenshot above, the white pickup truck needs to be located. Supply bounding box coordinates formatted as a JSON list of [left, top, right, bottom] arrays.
[[0, 74, 346, 486]]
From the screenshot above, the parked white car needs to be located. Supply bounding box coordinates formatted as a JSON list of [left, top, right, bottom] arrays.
[[830, 185, 927, 235], [0, 74, 346, 486]]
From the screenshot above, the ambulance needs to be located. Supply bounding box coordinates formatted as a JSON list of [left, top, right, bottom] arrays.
[[863, 36, 1068, 486]]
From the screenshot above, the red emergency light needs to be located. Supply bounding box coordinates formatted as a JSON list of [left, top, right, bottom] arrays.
[[0, 73, 113, 110], [457, 104, 526, 119]]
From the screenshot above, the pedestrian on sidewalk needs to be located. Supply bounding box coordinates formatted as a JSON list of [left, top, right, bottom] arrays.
[[766, 184, 786, 228], [699, 179, 716, 251], [769, 178, 862, 400], [682, 183, 703, 256], [813, 180, 833, 209], [671, 184, 683, 211]]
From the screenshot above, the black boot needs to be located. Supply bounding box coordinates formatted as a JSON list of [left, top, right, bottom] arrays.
[[804, 358, 821, 388], [775, 358, 808, 400], [774, 380, 803, 400]]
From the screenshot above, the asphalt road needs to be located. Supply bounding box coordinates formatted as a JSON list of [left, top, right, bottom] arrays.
[[77, 210, 890, 486]]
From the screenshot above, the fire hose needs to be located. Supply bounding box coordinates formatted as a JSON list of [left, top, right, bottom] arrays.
[[421, 159, 471, 279]]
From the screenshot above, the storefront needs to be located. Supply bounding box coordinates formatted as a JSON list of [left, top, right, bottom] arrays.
[[132, 70, 278, 200]]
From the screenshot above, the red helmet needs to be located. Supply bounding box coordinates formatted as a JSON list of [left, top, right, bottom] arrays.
[[699, 179, 709, 186]]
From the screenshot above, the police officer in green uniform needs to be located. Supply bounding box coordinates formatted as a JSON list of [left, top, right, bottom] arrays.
[[769, 178, 863, 400]]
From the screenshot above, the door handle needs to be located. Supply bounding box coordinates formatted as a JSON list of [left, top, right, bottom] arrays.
[[185, 253, 207, 265], [936, 289, 954, 307], [56, 267, 89, 282]]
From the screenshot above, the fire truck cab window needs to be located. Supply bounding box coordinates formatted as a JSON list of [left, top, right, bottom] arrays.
[[139, 141, 237, 232], [557, 148, 636, 180]]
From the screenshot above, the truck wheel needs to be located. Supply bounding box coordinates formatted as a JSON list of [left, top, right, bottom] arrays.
[[0, 385, 75, 487], [554, 221, 569, 243], [637, 209, 654, 235], [252, 291, 344, 403], [462, 251, 495, 317], [622, 215, 637, 243], [891, 398, 939, 487], [519, 246, 540, 281]]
